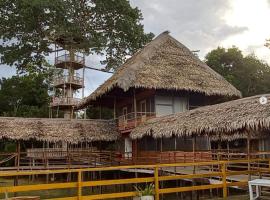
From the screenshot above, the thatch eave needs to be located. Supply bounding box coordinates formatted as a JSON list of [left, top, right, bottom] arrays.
[[130, 94, 270, 141], [0, 117, 119, 143], [77, 31, 241, 109]]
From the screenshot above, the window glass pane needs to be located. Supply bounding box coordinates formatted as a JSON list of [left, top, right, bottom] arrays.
[[156, 105, 173, 116]]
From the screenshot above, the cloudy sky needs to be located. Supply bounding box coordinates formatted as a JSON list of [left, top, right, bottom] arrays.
[[1, 0, 270, 96]]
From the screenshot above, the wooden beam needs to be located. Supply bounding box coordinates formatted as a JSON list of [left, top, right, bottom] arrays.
[[113, 96, 116, 119], [247, 132, 251, 181]]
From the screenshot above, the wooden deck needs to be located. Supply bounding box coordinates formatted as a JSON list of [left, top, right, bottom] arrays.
[[1, 158, 270, 200]]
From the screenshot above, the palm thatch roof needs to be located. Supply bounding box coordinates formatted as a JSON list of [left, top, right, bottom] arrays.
[[78, 31, 241, 109], [130, 94, 270, 141], [0, 117, 119, 143]]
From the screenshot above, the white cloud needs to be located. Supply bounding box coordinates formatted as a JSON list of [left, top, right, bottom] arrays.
[[130, 0, 248, 58], [222, 0, 270, 62]]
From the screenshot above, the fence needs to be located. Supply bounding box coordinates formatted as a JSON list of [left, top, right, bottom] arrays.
[[1, 158, 270, 200]]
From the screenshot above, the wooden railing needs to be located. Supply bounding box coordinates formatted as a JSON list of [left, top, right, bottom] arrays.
[[1, 158, 270, 199], [4, 150, 270, 171], [50, 97, 81, 107], [118, 112, 156, 131], [53, 75, 83, 87], [55, 54, 84, 65]]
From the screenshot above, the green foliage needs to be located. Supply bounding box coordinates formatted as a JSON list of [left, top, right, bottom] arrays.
[[205, 46, 270, 97], [0, 74, 50, 117], [0, 0, 154, 72], [86, 106, 113, 119], [134, 183, 155, 196]]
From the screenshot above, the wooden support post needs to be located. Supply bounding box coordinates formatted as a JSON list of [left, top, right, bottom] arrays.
[[227, 142, 230, 161], [82, 64, 87, 119], [192, 135, 196, 199], [247, 132, 251, 181], [14, 140, 20, 188], [192, 135, 196, 163], [160, 137, 163, 163], [192, 135, 196, 173], [133, 89, 137, 127], [221, 162, 227, 199], [113, 96, 116, 120], [13, 140, 21, 197], [99, 104, 102, 119], [78, 171, 82, 200], [16, 141, 20, 171], [154, 167, 160, 200], [218, 139, 221, 161]]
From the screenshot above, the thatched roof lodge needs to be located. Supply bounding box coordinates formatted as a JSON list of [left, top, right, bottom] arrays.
[[0, 117, 119, 143], [77, 31, 241, 109], [130, 94, 270, 141]]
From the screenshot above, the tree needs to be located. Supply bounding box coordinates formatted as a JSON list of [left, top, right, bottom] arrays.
[[86, 106, 113, 119], [0, 74, 50, 117], [205, 47, 270, 97], [0, 0, 154, 72]]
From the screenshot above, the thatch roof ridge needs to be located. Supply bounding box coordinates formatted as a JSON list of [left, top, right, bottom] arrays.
[[130, 94, 270, 141], [78, 31, 241, 109], [0, 117, 119, 143]]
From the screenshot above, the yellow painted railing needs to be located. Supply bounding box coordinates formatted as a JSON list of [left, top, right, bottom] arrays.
[[1, 158, 270, 200]]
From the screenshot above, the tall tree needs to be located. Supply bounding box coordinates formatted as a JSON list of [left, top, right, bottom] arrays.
[[205, 47, 270, 97], [0, 74, 51, 117], [0, 0, 154, 72]]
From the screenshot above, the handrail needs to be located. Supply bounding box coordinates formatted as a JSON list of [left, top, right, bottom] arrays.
[[55, 54, 84, 65], [0, 158, 269, 199], [53, 75, 83, 86], [50, 97, 81, 106], [117, 112, 156, 130]]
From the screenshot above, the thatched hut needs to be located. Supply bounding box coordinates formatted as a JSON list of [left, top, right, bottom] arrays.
[[0, 117, 119, 143], [78, 31, 241, 109], [77, 31, 241, 161], [130, 94, 270, 157], [0, 117, 119, 165]]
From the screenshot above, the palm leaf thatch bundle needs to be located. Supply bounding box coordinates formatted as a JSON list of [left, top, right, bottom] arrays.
[[0, 117, 119, 143], [78, 31, 241, 109], [130, 94, 270, 141]]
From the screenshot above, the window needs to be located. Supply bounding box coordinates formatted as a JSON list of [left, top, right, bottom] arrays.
[[155, 96, 173, 117], [155, 95, 188, 117]]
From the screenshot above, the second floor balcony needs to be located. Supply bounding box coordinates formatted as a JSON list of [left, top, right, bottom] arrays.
[[118, 112, 156, 132], [53, 75, 83, 89], [50, 97, 81, 108], [55, 54, 85, 70]]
